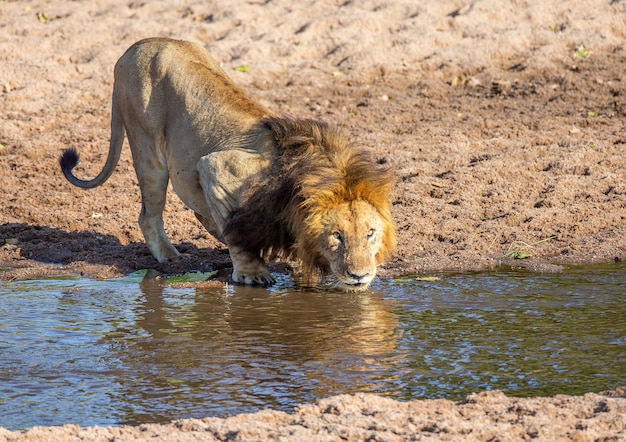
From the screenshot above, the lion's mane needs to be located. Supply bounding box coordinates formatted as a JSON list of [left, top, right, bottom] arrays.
[[223, 116, 396, 276]]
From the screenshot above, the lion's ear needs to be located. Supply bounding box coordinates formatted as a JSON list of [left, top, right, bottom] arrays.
[[264, 116, 316, 149], [262, 116, 285, 137]]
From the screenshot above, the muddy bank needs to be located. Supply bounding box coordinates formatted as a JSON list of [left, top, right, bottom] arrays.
[[2, 389, 626, 441]]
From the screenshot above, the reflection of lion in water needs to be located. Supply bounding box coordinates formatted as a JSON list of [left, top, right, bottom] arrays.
[[60, 38, 396, 290]]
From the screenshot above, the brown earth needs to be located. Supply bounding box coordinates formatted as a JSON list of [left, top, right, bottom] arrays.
[[1, 389, 626, 442], [0, 0, 625, 439]]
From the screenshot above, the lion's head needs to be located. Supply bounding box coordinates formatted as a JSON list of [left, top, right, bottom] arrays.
[[275, 117, 396, 290], [224, 117, 396, 290], [308, 199, 393, 290]]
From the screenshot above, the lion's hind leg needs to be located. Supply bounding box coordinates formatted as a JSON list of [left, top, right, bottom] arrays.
[[128, 130, 182, 263], [139, 192, 182, 263]]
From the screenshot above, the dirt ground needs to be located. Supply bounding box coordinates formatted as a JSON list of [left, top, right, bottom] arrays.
[[1, 388, 626, 442], [1, 0, 625, 439]]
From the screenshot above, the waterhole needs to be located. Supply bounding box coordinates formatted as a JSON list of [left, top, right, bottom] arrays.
[[0, 263, 624, 430]]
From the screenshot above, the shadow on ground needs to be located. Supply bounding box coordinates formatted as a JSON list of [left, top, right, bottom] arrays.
[[0, 223, 231, 280]]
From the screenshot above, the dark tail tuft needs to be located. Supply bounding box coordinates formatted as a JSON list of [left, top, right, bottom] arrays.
[[59, 147, 80, 175]]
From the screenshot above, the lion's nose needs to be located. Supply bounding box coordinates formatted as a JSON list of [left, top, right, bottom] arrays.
[[347, 270, 370, 282]]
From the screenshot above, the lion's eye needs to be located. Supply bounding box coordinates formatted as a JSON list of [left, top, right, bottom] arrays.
[[332, 232, 343, 243], [367, 229, 376, 240]]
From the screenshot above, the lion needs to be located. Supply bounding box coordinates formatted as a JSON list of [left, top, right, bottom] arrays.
[[60, 37, 396, 290]]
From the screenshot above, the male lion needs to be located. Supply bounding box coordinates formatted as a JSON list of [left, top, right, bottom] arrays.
[[60, 38, 395, 290]]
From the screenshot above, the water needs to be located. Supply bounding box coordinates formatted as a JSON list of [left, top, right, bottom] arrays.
[[0, 263, 624, 430]]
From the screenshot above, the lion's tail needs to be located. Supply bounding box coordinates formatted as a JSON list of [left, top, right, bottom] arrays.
[[59, 94, 125, 189]]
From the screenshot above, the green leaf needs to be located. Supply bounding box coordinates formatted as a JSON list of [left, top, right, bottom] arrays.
[[414, 276, 441, 281], [573, 45, 591, 59], [234, 65, 250, 73], [166, 271, 218, 284], [37, 11, 49, 23], [393, 276, 441, 283], [116, 269, 148, 284]]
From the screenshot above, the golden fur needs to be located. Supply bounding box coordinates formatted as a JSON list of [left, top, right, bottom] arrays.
[[60, 38, 395, 290], [225, 117, 396, 288]]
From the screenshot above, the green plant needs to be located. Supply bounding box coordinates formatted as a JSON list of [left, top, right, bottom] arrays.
[[499, 236, 556, 260], [573, 45, 591, 59]]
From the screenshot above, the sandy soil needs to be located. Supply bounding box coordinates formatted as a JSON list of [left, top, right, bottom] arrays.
[[1, 389, 625, 441], [1, 0, 625, 439]]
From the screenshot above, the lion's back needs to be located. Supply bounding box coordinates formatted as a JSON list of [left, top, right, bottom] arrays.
[[116, 38, 216, 78], [114, 38, 268, 126]]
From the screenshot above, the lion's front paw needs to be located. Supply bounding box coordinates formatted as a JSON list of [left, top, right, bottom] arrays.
[[228, 246, 276, 286], [232, 268, 276, 286]]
